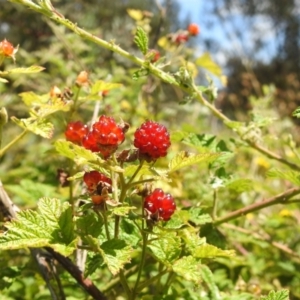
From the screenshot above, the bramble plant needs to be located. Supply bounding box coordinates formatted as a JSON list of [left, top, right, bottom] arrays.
[[0, 1, 298, 300]]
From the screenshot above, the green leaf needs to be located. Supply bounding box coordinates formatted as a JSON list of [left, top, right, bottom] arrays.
[[134, 27, 149, 55], [110, 205, 136, 216], [0, 198, 76, 256], [85, 254, 104, 277], [195, 52, 222, 77], [75, 212, 103, 239], [260, 289, 289, 300], [124, 164, 167, 181], [293, 107, 300, 119], [225, 179, 253, 193], [267, 168, 300, 186], [200, 265, 221, 300], [54, 140, 104, 166], [194, 243, 235, 259], [5, 65, 45, 74], [147, 232, 181, 266], [11, 116, 54, 138], [0, 266, 21, 290], [88, 80, 122, 100], [187, 207, 213, 225], [119, 218, 141, 247], [168, 151, 221, 172], [87, 236, 132, 275], [172, 256, 202, 284]]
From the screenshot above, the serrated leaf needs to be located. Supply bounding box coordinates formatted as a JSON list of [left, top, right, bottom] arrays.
[[132, 67, 149, 80], [195, 53, 222, 77], [147, 232, 181, 266], [225, 179, 253, 193], [119, 218, 141, 247], [11, 116, 54, 138], [85, 254, 104, 278], [134, 27, 149, 55], [169, 151, 221, 172], [111, 205, 136, 216], [124, 164, 167, 181], [76, 212, 103, 239], [200, 265, 221, 300], [260, 289, 289, 300], [267, 168, 300, 186], [7, 65, 45, 74], [19, 91, 49, 106], [173, 256, 202, 284], [54, 140, 104, 166], [0, 198, 76, 256], [187, 207, 213, 225], [194, 243, 235, 258], [293, 107, 300, 119], [181, 228, 206, 255], [84, 236, 133, 276], [127, 9, 144, 21]]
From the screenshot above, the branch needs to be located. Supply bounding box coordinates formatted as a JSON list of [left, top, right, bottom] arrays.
[[45, 247, 107, 300], [214, 187, 300, 225]]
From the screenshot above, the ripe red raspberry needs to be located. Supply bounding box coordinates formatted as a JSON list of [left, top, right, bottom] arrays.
[[187, 23, 200, 36], [144, 188, 176, 221], [134, 120, 171, 160], [83, 170, 112, 194], [65, 121, 88, 145], [82, 115, 125, 158], [92, 115, 124, 146]]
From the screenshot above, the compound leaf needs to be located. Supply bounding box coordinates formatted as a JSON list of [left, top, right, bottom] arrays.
[[260, 289, 289, 300], [134, 27, 148, 55], [0, 198, 76, 256]]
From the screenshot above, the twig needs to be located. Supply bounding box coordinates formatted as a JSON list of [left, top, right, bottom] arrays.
[[45, 247, 108, 300], [222, 223, 300, 263], [214, 187, 300, 225]]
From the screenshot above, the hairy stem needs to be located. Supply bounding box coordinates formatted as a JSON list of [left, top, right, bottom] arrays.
[[0, 129, 27, 157]]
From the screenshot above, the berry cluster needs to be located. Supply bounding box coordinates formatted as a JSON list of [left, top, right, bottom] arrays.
[[65, 115, 125, 158], [144, 188, 176, 221], [172, 23, 200, 45], [83, 170, 112, 205], [134, 120, 171, 160]]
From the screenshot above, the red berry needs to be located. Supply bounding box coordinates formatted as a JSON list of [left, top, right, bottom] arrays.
[[82, 132, 101, 152], [144, 188, 176, 221], [92, 115, 124, 146], [65, 121, 88, 145], [175, 33, 189, 44], [134, 120, 171, 160], [83, 170, 112, 194], [148, 49, 160, 63], [187, 23, 200, 36]]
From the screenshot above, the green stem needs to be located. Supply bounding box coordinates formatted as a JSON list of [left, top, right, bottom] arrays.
[[212, 189, 218, 220], [0, 129, 28, 157], [213, 187, 300, 226], [132, 230, 148, 299], [136, 269, 168, 293]]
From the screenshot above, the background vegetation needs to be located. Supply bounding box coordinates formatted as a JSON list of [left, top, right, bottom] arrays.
[[0, 0, 300, 299]]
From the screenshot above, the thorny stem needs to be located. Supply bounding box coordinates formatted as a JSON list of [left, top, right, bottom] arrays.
[[0, 129, 28, 157], [214, 187, 300, 225]]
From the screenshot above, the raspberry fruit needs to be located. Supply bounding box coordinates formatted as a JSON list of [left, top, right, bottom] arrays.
[[65, 121, 88, 145], [147, 49, 160, 63], [83, 170, 112, 194], [144, 188, 176, 221], [134, 120, 171, 160], [82, 115, 125, 158], [0, 39, 18, 61], [187, 23, 200, 36]]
